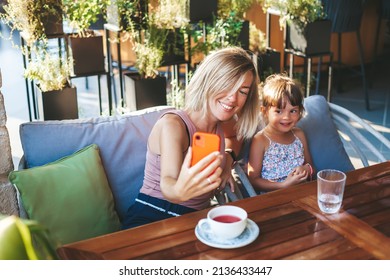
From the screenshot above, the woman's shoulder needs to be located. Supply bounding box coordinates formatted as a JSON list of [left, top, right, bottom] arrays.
[[156, 111, 187, 132]]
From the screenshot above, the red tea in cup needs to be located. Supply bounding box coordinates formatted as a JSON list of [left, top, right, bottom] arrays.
[[199, 205, 248, 239], [213, 215, 241, 223]]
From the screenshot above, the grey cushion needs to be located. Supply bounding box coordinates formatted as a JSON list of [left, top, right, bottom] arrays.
[[297, 95, 354, 173], [19, 106, 172, 222]]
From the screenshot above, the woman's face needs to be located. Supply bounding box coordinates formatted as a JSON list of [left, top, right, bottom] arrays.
[[210, 71, 253, 122]]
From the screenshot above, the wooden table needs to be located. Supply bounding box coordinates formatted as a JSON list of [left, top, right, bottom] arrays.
[[58, 162, 390, 260]]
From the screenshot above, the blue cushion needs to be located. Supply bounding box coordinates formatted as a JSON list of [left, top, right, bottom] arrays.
[[297, 95, 354, 173], [19, 106, 172, 222]]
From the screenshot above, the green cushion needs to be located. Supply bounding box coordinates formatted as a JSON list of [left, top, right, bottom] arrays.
[[8, 144, 121, 245]]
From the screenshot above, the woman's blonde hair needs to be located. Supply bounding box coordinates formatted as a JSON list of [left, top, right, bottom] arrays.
[[184, 47, 260, 140], [261, 73, 305, 120]]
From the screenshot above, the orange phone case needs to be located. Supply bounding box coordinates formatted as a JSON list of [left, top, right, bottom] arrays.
[[191, 132, 221, 167]]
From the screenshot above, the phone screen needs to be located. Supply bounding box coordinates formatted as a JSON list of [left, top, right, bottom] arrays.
[[190, 132, 221, 167]]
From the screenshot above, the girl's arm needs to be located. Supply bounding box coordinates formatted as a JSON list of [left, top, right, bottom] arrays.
[[293, 127, 316, 179], [153, 114, 223, 203]]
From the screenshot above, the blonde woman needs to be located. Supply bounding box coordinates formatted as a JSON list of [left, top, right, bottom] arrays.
[[123, 47, 260, 229]]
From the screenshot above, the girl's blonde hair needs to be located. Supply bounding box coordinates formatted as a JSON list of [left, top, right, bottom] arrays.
[[184, 47, 260, 140], [261, 73, 305, 119]]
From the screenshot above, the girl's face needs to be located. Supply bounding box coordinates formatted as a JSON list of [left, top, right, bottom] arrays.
[[265, 100, 301, 133], [210, 71, 253, 122]]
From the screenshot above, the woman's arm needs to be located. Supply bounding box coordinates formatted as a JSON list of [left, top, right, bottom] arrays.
[[152, 114, 223, 203], [221, 118, 243, 191]]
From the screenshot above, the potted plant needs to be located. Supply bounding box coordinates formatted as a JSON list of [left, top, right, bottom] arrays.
[[218, 0, 256, 50], [190, 0, 255, 58], [123, 0, 191, 111], [262, 0, 332, 55], [188, 0, 218, 23], [124, 18, 169, 111], [24, 47, 78, 120], [0, 215, 58, 260], [249, 22, 281, 80], [0, 0, 63, 47], [153, 0, 189, 66], [106, 0, 148, 32], [63, 0, 110, 76]]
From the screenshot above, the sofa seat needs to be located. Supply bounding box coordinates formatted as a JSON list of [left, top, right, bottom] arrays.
[[18, 106, 173, 223]]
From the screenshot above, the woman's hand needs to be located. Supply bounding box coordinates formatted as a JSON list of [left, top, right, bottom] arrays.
[[219, 157, 235, 193], [163, 147, 223, 203]]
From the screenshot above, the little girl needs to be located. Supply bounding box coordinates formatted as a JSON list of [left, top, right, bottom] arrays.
[[248, 73, 314, 193]]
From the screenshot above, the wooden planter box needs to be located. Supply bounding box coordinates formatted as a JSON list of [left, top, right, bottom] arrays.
[[258, 48, 281, 80], [124, 73, 167, 111], [287, 20, 332, 55], [42, 14, 63, 36], [107, 0, 147, 31], [68, 31, 105, 76], [237, 20, 250, 50], [37, 86, 78, 120], [189, 0, 217, 23], [162, 29, 186, 66], [89, 14, 106, 30], [41, 3, 63, 36]]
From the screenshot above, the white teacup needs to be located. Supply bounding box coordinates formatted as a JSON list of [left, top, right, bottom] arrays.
[[198, 205, 247, 239]]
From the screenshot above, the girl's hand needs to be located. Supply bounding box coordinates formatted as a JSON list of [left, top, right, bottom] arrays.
[[170, 147, 223, 203], [284, 169, 308, 186], [292, 166, 309, 177]]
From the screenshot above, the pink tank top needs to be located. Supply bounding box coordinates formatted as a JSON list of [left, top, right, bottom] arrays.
[[140, 110, 226, 210]]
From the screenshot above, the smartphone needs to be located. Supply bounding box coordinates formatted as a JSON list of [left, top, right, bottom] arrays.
[[191, 132, 221, 167]]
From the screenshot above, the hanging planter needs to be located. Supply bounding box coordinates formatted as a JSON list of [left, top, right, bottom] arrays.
[[287, 19, 332, 55], [162, 29, 186, 66], [68, 31, 106, 76], [124, 73, 167, 111], [106, 0, 147, 31], [37, 85, 78, 121], [1, 0, 64, 45], [189, 0, 218, 23], [237, 20, 250, 50], [88, 13, 106, 30], [42, 9, 64, 36], [258, 48, 281, 80], [24, 47, 77, 120]]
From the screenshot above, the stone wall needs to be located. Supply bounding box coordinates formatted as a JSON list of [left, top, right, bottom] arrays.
[[0, 68, 19, 216]]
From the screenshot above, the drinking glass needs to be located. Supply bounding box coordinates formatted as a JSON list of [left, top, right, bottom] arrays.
[[317, 169, 346, 214]]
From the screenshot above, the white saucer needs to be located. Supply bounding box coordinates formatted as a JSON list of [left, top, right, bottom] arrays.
[[195, 219, 260, 249]]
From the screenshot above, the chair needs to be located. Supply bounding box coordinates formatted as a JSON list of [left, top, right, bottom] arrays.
[[328, 102, 390, 167], [220, 163, 258, 203], [221, 95, 390, 202], [322, 0, 370, 110]]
